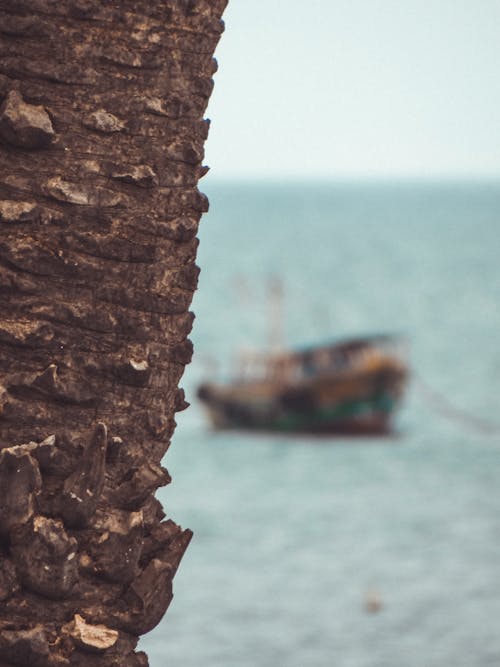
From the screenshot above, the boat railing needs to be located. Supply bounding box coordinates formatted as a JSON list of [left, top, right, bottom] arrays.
[[232, 335, 407, 385]]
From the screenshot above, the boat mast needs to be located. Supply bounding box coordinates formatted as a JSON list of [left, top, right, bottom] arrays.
[[268, 275, 285, 351]]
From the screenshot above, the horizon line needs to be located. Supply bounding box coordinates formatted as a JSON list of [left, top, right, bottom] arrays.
[[203, 173, 500, 186]]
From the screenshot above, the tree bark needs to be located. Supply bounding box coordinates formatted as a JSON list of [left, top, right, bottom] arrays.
[[0, 1, 226, 665]]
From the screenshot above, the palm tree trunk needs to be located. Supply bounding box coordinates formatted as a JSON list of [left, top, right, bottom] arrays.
[[0, 1, 227, 665]]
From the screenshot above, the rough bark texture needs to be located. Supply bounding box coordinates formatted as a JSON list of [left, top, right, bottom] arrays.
[[0, 1, 227, 665]]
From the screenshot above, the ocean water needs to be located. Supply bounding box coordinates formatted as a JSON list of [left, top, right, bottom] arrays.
[[142, 181, 500, 667]]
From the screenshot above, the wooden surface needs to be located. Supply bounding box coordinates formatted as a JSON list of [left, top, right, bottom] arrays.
[[0, 1, 227, 665]]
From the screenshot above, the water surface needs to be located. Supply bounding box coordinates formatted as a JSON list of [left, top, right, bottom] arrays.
[[142, 181, 500, 667]]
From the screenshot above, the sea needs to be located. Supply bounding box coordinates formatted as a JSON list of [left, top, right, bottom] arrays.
[[142, 180, 500, 667]]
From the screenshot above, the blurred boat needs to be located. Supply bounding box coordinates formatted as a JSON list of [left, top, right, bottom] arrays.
[[197, 334, 408, 435]]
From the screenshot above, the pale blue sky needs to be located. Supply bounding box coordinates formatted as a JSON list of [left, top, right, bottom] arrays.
[[205, 0, 500, 180]]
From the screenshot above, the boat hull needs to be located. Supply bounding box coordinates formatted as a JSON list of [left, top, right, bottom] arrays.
[[198, 384, 402, 436]]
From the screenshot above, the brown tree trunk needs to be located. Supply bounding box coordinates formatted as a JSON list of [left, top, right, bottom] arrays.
[[0, 1, 226, 665]]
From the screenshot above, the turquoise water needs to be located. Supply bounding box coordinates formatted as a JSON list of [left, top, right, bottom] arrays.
[[143, 181, 500, 666]]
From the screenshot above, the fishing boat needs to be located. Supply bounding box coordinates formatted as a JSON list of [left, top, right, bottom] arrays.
[[197, 334, 408, 435]]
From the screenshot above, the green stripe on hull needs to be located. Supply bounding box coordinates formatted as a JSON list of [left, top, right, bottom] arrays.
[[272, 394, 396, 431]]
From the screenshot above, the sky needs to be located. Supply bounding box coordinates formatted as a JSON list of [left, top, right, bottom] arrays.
[[205, 0, 500, 181]]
